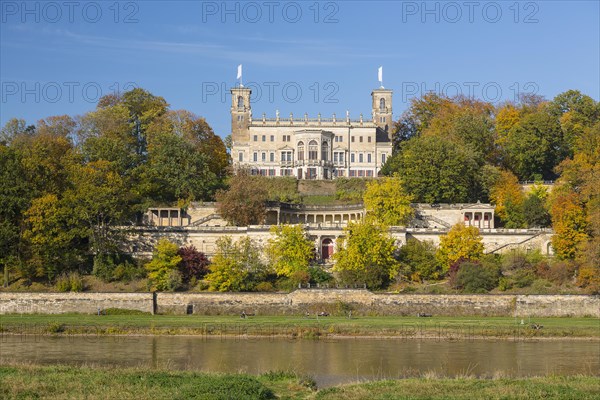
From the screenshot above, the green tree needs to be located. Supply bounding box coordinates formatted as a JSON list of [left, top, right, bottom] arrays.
[[0, 145, 31, 285], [216, 170, 268, 226], [387, 135, 483, 203], [436, 223, 485, 271], [397, 239, 443, 281], [503, 110, 565, 180], [145, 239, 183, 291], [523, 193, 551, 228], [266, 225, 314, 280], [206, 236, 268, 292], [333, 219, 399, 289], [143, 131, 216, 202], [363, 176, 414, 226]]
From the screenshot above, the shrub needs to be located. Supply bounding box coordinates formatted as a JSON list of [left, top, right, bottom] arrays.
[[397, 239, 443, 281], [576, 266, 600, 294], [145, 239, 183, 291], [93, 253, 141, 283], [177, 245, 210, 284], [113, 260, 146, 282], [454, 261, 500, 293], [55, 275, 71, 292], [537, 260, 577, 285], [55, 272, 84, 292], [308, 266, 333, 284], [255, 282, 275, 292]]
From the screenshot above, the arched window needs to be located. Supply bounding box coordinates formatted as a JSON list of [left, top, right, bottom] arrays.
[[379, 98, 385, 111], [308, 140, 318, 160], [237, 96, 244, 109], [297, 141, 304, 161], [321, 141, 329, 161]]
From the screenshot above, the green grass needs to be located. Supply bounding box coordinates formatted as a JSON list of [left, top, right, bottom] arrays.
[[0, 314, 598, 338], [315, 376, 600, 400], [0, 365, 598, 400]]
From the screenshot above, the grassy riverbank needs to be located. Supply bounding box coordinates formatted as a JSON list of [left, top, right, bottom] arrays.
[[0, 364, 599, 399], [0, 314, 598, 339]]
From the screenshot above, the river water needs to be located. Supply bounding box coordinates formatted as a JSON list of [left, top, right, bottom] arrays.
[[1, 336, 598, 387]]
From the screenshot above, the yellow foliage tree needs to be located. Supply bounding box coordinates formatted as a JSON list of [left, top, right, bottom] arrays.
[[495, 104, 521, 146], [363, 176, 414, 226], [436, 223, 485, 270], [550, 193, 589, 260], [333, 219, 399, 289], [266, 224, 314, 279], [489, 170, 526, 227]]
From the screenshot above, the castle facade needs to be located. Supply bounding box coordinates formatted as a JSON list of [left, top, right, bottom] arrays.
[[230, 86, 394, 179]]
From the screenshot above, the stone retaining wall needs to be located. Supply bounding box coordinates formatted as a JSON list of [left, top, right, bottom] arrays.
[[0, 292, 154, 314], [0, 291, 598, 317]]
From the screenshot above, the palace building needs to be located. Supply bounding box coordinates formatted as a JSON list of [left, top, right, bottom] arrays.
[[230, 85, 394, 179]]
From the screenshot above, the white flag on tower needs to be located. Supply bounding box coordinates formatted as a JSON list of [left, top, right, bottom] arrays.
[[237, 64, 242, 80], [378, 66, 383, 85]]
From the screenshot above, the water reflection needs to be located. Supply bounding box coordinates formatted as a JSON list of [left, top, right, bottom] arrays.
[[1, 335, 598, 387]]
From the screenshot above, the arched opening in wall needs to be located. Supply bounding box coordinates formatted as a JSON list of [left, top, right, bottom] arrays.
[[321, 238, 334, 261], [297, 141, 304, 161], [379, 98, 385, 111], [321, 141, 329, 161], [308, 140, 318, 160], [237, 96, 244, 109], [546, 242, 553, 256]]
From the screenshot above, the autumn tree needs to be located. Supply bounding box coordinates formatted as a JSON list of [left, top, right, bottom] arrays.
[[550, 192, 588, 260], [363, 176, 414, 226], [216, 170, 268, 226], [489, 170, 526, 228], [266, 225, 314, 282], [145, 239, 183, 291], [333, 219, 399, 289], [436, 223, 485, 271], [206, 236, 268, 292], [23, 194, 86, 280]]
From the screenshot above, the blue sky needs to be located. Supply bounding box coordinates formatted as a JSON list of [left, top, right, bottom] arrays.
[[1, 1, 599, 138]]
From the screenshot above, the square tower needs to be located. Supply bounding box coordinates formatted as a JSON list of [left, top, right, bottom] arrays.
[[372, 88, 393, 138], [231, 87, 252, 144]]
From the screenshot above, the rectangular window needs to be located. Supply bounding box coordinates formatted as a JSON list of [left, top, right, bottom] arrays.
[[337, 170, 345, 177], [262, 135, 266, 142], [351, 136, 355, 143], [262, 152, 266, 162], [359, 136, 363, 143], [366, 170, 373, 177], [350, 170, 356, 177], [339, 136, 343, 142], [238, 115, 244, 121], [238, 152, 244, 162], [253, 152, 258, 162], [367, 153, 372, 163], [359, 153, 363, 163], [260, 169, 267, 176], [269, 169, 275, 176], [368, 136, 372, 143], [339, 153, 344, 163], [270, 135, 274, 142], [253, 135, 258, 142], [358, 170, 365, 177], [270, 153, 274, 162], [382, 153, 386, 164], [351, 153, 355, 163]]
